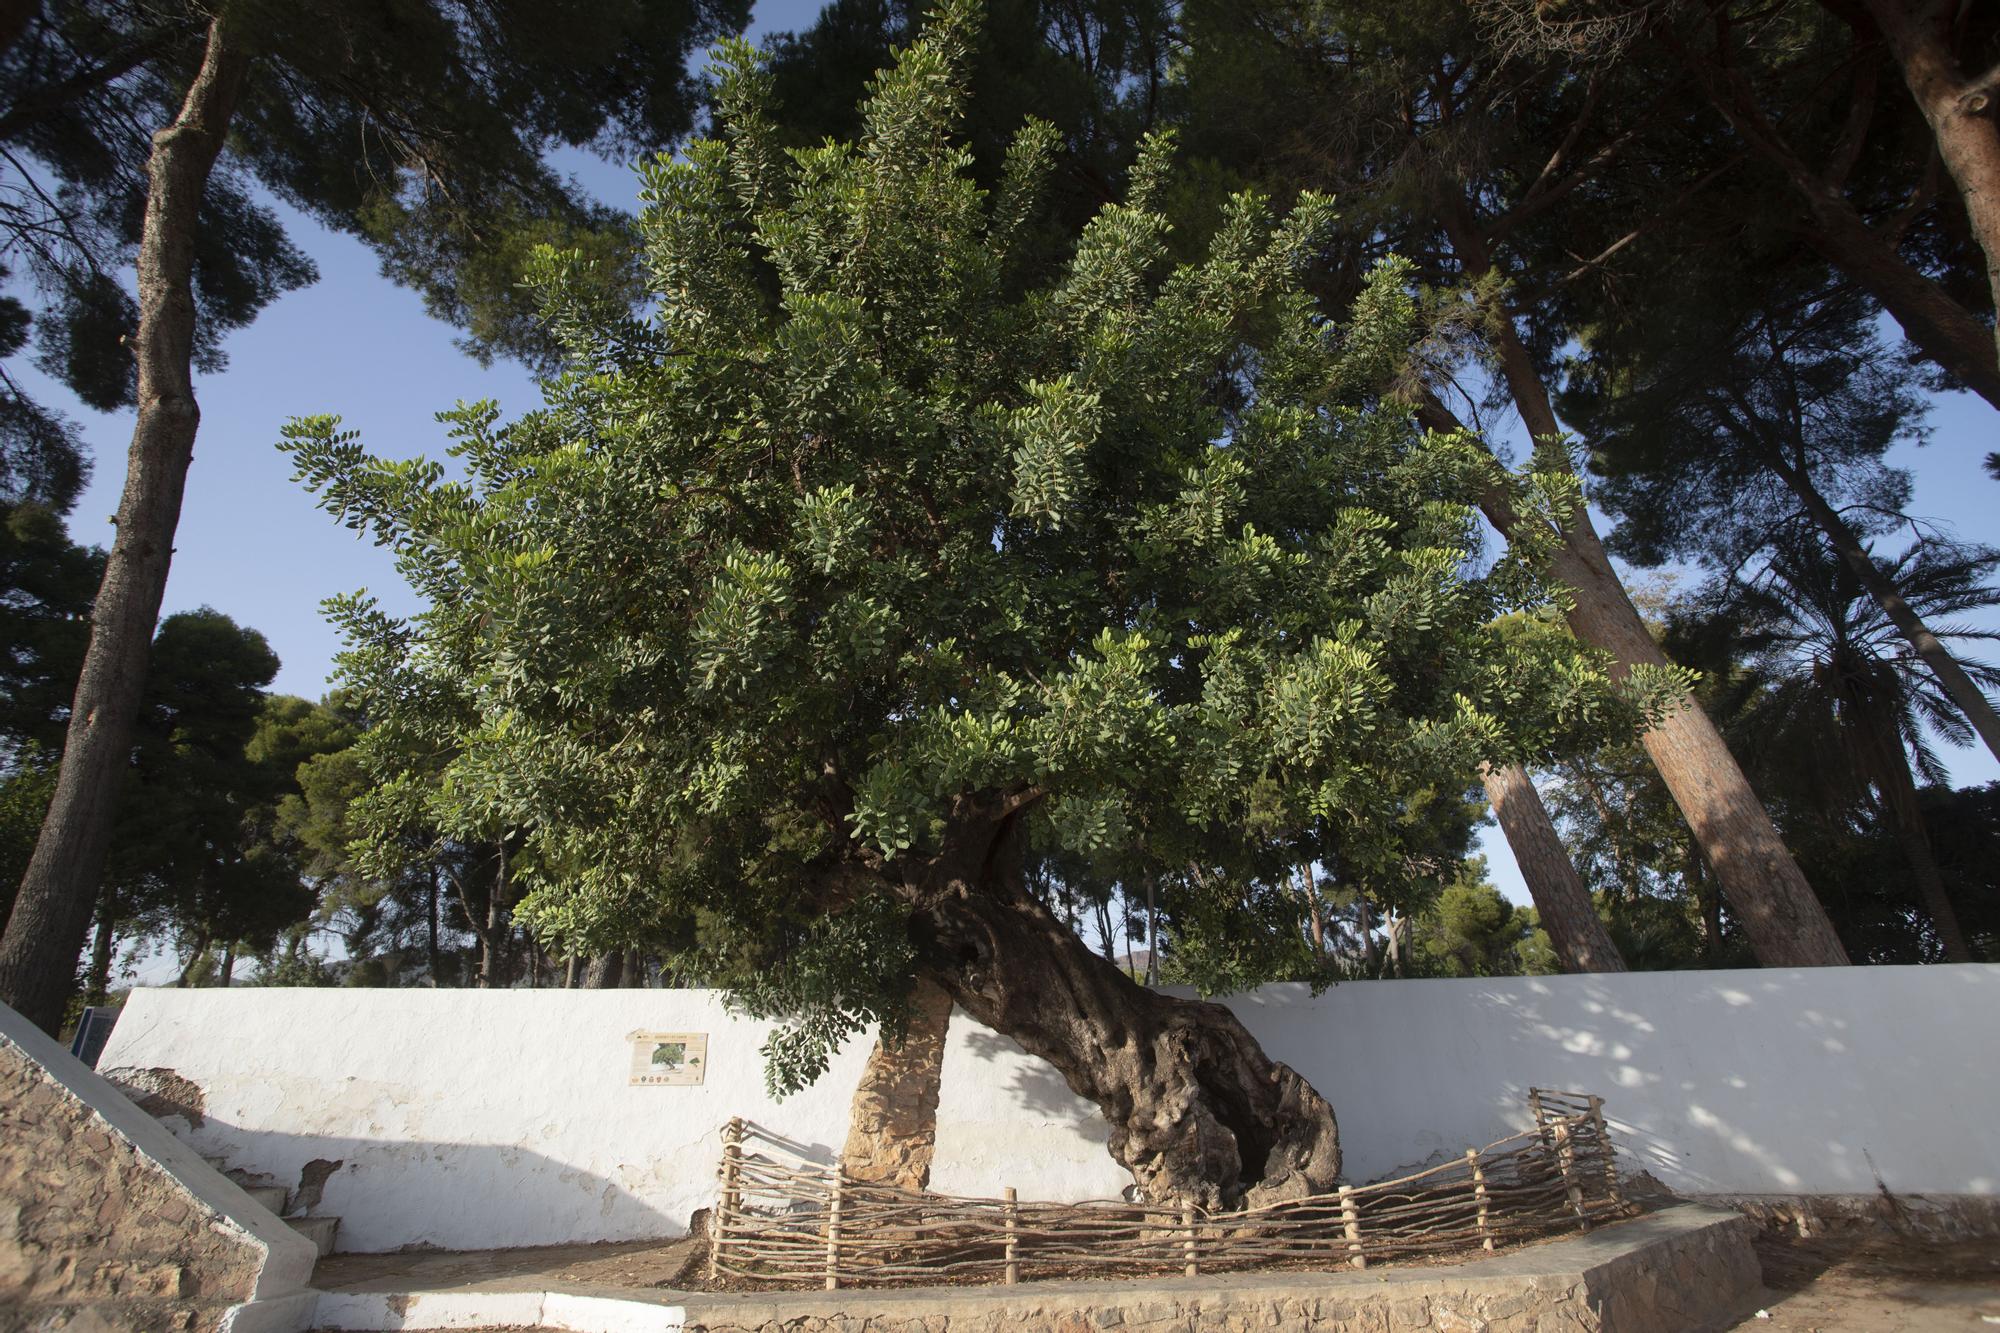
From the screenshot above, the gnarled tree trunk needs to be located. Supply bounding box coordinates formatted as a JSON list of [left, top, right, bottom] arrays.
[[895, 801, 1340, 1210], [842, 976, 954, 1191], [1479, 762, 1626, 973], [0, 10, 252, 1034]]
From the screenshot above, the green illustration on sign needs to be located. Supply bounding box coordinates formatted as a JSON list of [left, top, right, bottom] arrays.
[[627, 1030, 708, 1085]]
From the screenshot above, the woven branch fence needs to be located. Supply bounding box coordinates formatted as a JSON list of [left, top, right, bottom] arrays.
[[707, 1087, 1629, 1289]]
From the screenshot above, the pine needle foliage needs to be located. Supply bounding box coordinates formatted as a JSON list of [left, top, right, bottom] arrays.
[[284, 2, 1667, 1093]]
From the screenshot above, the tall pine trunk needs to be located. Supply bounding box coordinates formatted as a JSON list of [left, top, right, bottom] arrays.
[[1672, 26, 2000, 409], [426, 865, 441, 984], [1860, 0, 2000, 373], [1144, 875, 1160, 984], [85, 902, 115, 1007], [1298, 865, 1327, 957], [1479, 763, 1626, 973], [1778, 460, 2000, 763], [1546, 524, 1848, 964], [1437, 206, 1848, 966], [0, 11, 252, 1034], [1855, 690, 1975, 962], [176, 929, 211, 988], [581, 952, 624, 988], [1691, 846, 1724, 959], [899, 800, 1341, 1209], [484, 841, 509, 987]]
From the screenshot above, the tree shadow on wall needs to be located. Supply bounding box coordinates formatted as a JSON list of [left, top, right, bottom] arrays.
[[955, 1024, 1110, 1128]]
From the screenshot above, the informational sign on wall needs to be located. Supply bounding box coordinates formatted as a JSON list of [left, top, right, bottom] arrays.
[[628, 1031, 708, 1086]]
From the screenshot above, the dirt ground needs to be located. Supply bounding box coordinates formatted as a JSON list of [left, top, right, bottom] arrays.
[[1725, 1229, 2000, 1331], [310, 1219, 2000, 1331], [311, 1217, 1594, 1298], [310, 1235, 708, 1294]]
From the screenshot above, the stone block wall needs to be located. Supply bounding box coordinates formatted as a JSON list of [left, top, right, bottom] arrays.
[[0, 1027, 264, 1332]]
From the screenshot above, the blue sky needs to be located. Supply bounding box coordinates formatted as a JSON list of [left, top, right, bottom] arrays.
[[21, 0, 2000, 911]]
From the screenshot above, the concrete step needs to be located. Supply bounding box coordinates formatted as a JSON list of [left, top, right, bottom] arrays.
[[202, 1155, 226, 1171], [286, 1215, 338, 1258], [242, 1184, 288, 1214]]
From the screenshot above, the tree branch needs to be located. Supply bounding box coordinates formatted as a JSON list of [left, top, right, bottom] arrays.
[[0, 22, 193, 144]]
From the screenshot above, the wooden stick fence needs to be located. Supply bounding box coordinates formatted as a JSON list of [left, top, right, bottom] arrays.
[[707, 1089, 1629, 1288]]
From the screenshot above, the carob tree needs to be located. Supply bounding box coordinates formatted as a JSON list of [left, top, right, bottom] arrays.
[[284, 2, 1671, 1207]]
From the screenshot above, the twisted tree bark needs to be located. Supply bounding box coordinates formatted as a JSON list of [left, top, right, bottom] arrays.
[[842, 976, 954, 1191], [893, 799, 1341, 1209]]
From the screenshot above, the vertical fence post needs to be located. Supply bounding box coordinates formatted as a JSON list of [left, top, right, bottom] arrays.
[[824, 1162, 844, 1290], [1467, 1148, 1493, 1252], [1588, 1095, 1624, 1213], [709, 1117, 743, 1280], [1004, 1187, 1019, 1286], [1339, 1185, 1365, 1270], [1528, 1088, 1548, 1139], [1553, 1120, 1589, 1232], [1181, 1201, 1198, 1278]]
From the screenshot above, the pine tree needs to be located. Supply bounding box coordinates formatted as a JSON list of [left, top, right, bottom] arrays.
[[0, 0, 745, 1032]]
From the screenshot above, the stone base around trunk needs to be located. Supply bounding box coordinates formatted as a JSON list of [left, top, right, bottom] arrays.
[[305, 1203, 1763, 1332]]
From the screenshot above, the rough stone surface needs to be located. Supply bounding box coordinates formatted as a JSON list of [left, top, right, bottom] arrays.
[[842, 980, 954, 1191], [0, 1033, 263, 1332], [101, 1065, 208, 1129], [669, 1208, 1762, 1333]]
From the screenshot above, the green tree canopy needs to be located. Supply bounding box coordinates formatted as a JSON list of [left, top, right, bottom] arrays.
[[0, 0, 754, 1034], [0, 499, 101, 754], [101, 613, 306, 976], [287, 3, 1668, 1206], [1567, 283, 1927, 574]]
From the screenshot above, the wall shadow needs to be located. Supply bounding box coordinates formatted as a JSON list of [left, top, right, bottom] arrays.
[[135, 1110, 691, 1255]]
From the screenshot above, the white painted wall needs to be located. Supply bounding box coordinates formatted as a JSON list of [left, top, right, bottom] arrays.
[[1201, 967, 2000, 1198], [100, 990, 879, 1254], [100, 965, 2000, 1254]]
